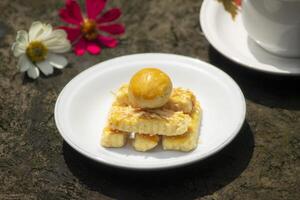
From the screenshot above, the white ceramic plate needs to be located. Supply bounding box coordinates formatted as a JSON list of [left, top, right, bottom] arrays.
[[55, 53, 246, 170], [200, 0, 300, 75]]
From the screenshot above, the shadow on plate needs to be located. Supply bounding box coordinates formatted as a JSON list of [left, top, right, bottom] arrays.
[[247, 37, 300, 73], [208, 46, 300, 110], [106, 144, 188, 159], [63, 121, 254, 200]]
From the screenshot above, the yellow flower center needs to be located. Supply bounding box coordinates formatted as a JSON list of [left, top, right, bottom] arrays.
[[26, 41, 48, 62], [81, 19, 98, 40]]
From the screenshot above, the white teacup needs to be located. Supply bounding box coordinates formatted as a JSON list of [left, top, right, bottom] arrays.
[[242, 0, 300, 58]]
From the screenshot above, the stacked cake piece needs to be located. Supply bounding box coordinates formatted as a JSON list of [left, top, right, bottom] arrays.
[[101, 68, 202, 152]]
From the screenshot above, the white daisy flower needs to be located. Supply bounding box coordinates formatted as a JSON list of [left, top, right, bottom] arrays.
[[11, 21, 71, 79]]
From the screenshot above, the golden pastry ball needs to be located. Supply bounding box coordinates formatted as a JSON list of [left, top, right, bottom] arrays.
[[128, 68, 173, 108]]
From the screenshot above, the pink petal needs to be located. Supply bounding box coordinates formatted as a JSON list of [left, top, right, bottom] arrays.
[[74, 39, 86, 56], [66, 0, 83, 22], [59, 8, 80, 25], [97, 8, 121, 23], [86, 0, 106, 19], [86, 42, 102, 55], [98, 35, 118, 48], [58, 26, 81, 42], [98, 24, 125, 35], [59, 0, 83, 25]]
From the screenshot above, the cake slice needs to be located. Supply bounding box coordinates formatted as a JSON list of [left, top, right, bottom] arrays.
[[132, 133, 160, 151], [163, 87, 195, 114], [162, 101, 202, 151], [108, 105, 191, 136], [101, 127, 129, 148], [114, 83, 130, 106]]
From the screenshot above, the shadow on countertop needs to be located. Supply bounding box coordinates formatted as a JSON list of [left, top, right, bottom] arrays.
[[63, 121, 254, 200], [208, 46, 300, 110]]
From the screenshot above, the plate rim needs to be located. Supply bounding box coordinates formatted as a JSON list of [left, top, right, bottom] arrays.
[[54, 53, 246, 170], [200, 0, 300, 76]]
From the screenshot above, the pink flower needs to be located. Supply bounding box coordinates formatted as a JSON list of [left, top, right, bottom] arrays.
[[58, 0, 125, 56]]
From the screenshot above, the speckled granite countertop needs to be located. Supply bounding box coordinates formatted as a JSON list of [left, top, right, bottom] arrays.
[[0, 0, 299, 199]]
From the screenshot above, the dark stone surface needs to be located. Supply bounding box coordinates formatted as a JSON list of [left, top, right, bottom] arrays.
[[0, 0, 299, 199]]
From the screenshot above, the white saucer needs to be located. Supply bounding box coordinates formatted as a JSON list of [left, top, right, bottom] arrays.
[[55, 53, 246, 170], [200, 0, 300, 75]]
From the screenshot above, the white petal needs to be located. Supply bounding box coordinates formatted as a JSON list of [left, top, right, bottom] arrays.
[[11, 42, 17, 53], [16, 30, 29, 47], [43, 30, 71, 53], [12, 42, 26, 57], [46, 40, 71, 53], [36, 23, 53, 41], [29, 21, 44, 41], [42, 30, 67, 44], [42, 37, 61, 47], [36, 59, 54, 75], [48, 29, 67, 39], [17, 55, 31, 72], [27, 66, 40, 79], [48, 53, 68, 69]]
